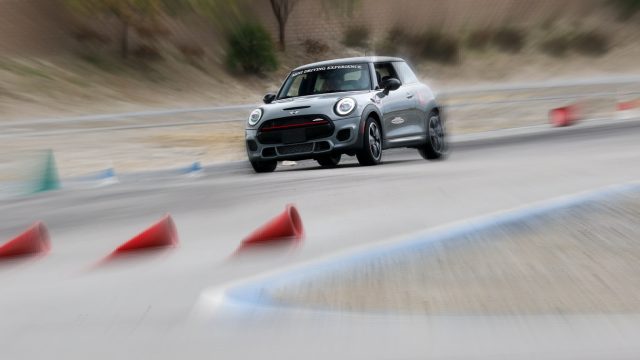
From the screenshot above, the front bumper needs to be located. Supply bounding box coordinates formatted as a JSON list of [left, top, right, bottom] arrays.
[[245, 116, 361, 161]]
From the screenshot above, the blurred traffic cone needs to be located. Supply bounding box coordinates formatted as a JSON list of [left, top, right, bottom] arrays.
[[93, 168, 118, 187], [183, 162, 203, 177], [617, 99, 639, 111], [0, 222, 50, 259], [30, 149, 60, 194], [616, 99, 640, 119], [111, 215, 178, 255], [236, 205, 304, 253], [550, 105, 579, 127]]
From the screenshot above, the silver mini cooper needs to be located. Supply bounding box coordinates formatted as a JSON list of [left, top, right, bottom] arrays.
[[245, 56, 446, 173]]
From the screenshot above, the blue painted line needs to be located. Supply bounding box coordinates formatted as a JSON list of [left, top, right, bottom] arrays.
[[63, 161, 242, 185], [181, 162, 203, 175], [63, 167, 117, 183], [220, 182, 640, 313], [97, 168, 116, 180]]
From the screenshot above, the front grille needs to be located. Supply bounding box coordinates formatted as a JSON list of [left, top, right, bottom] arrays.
[[262, 147, 277, 157], [276, 143, 314, 155], [258, 115, 334, 144]]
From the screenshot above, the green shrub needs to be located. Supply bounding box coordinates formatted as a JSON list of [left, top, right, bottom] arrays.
[[226, 23, 277, 74], [374, 26, 407, 55], [608, 0, 640, 19], [343, 25, 370, 48], [492, 27, 525, 53], [375, 38, 397, 56], [540, 30, 609, 57], [570, 31, 609, 56], [387, 26, 409, 44], [414, 30, 460, 64]]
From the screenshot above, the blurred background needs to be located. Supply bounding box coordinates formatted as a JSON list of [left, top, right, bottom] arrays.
[[2, 2, 640, 359], [1, 0, 639, 178]]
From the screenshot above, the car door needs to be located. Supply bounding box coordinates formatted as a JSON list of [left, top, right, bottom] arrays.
[[373, 62, 416, 142], [392, 61, 423, 137]]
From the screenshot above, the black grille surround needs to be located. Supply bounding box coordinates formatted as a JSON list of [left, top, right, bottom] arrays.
[[257, 114, 335, 145], [276, 143, 315, 155], [259, 141, 333, 158]]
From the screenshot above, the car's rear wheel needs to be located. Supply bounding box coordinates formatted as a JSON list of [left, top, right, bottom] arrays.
[[316, 153, 341, 168], [418, 112, 447, 160], [356, 117, 383, 166], [250, 159, 277, 173]]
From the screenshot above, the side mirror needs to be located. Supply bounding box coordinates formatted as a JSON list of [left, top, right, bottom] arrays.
[[263, 93, 276, 104], [381, 78, 401, 92]]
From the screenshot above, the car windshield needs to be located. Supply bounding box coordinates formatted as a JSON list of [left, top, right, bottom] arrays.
[[278, 63, 371, 99]]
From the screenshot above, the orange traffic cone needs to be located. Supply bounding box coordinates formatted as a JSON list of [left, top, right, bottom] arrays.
[[550, 105, 579, 127], [617, 100, 639, 111], [235, 205, 304, 254], [111, 214, 178, 255], [0, 222, 50, 259]]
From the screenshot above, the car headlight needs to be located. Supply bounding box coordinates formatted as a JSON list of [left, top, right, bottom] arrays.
[[248, 108, 263, 126], [334, 98, 357, 116]]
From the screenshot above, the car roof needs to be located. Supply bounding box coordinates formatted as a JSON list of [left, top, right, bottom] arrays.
[[293, 56, 405, 71]]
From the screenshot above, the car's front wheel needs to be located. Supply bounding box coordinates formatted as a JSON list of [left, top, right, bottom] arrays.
[[356, 117, 383, 166], [250, 159, 277, 173], [418, 112, 447, 160], [316, 153, 341, 168]]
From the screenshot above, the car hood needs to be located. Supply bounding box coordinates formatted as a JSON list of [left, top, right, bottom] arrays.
[[260, 91, 369, 121]]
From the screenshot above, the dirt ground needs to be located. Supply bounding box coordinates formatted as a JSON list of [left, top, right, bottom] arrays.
[[270, 188, 640, 315], [2, 33, 640, 122]]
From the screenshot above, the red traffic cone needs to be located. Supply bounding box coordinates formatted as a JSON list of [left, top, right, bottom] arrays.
[[236, 205, 304, 253], [550, 105, 578, 127], [112, 215, 178, 255], [0, 222, 50, 259], [617, 100, 639, 111]]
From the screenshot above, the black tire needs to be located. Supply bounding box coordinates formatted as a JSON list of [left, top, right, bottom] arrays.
[[316, 153, 342, 168], [418, 112, 447, 160], [356, 117, 383, 166], [250, 160, 277, 173]]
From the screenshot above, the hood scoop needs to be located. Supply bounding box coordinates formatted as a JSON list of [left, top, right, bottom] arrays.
[[283, 106, 311, 111]]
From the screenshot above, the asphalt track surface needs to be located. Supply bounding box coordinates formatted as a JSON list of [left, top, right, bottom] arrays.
[[1, 118, 640, 359]]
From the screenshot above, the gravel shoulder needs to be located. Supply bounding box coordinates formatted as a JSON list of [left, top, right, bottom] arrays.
[[270, 188, 640, 315]]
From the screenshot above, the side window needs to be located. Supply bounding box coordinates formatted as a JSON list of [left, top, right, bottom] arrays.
[[394, 62, 418, 84], [374, 62, 400, 87]]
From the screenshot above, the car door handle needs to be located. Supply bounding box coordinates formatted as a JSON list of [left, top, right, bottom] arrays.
[[406, 93, 414, 99]]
